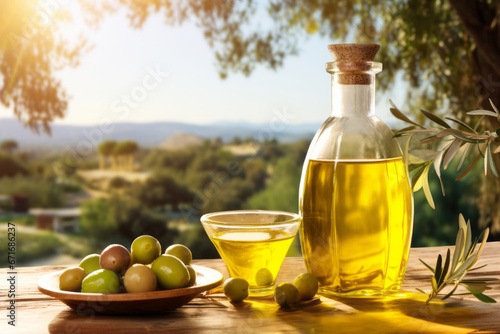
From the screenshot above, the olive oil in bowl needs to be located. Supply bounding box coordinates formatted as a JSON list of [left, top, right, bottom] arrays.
[[210, 231, 296, 294], [201, 210, 301, 296]]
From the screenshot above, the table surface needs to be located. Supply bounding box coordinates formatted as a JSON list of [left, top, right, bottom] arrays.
[[2, 242, 500, 334]]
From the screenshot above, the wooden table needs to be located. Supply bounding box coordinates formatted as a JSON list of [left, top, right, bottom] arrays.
[[2, 243, 500, 333]]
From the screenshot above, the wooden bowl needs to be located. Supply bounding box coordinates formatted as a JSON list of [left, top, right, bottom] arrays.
[[38, 265, 223, 315]]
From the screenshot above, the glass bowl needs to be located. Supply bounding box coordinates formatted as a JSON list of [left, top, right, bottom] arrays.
[[201, 210, 301, 296]]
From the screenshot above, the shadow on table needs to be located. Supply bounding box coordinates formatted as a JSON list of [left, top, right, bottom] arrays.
[[277, 290, 496, 334], [47, 295, 275, 334], [48, 291, 498, 334]]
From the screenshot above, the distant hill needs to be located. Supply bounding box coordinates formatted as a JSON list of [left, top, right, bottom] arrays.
[[158, 132, 204, 150], [0, 118, 320, 149]]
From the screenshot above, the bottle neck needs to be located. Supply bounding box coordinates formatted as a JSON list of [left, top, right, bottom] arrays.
[[331, 74, 376, 117]]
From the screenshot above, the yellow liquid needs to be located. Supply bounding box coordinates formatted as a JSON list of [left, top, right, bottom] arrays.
[[300, 158, 413, 295], [210, 231, 295, 293]]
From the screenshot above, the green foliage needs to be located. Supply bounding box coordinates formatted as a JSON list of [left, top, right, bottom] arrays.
[[108, 176, 130, 189], [241, 159, 267, 192], [173, 223, 219, 259], [133, 172, 194, 209], [0, 215, 35, 226], [143, 148, 198, 172], [412, 159, 482, 247], [113, 140, 138, 155], [0, 140, 18, 153], [0, 176, 64, 208], [80, 198, 117, 242], [58, 179, 83, 193], [260, 139, 285, 161], [98, 140, 117, 155], [246, 156, 301, 213], [80, 197, 176, 248], [0, 229, 63, 267], [246, 140, 308, 213], [202, 178, 254, 213], [0, 154, 28, 178]]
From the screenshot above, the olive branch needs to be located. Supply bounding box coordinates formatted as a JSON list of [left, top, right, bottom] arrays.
[[390, 98, 500, 209], [416, 214, 496, 304], [389, 100, 499, 303]]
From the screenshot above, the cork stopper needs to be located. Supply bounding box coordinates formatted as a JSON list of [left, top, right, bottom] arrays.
[[327, 43, 380, 84]]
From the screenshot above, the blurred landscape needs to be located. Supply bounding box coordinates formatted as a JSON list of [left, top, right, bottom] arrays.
[[0, 127, 484, 267]]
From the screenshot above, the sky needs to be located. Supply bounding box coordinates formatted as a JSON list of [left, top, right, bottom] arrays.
[[0, 2, 408, 127]]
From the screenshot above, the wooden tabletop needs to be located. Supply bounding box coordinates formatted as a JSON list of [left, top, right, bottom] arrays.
[[2, 242, 500, 334]]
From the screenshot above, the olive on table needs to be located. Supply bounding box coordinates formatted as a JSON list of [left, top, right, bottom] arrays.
[[223, 278, 249, 303], [293, 273, 319, 300], [59, 267, 87, 291], [274, 283, 300, 308], [123, 264, 157, 293]]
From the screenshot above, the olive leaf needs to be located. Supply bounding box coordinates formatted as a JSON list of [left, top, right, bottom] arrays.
[[442, 140, 462, 170], [389, 100, 423, 128], [466, 110, 498, 118], [445, 116, 476, 133], [417, 214, 496, 304], [487, 142, 499, 177], [456, 151, 481, 181], [421, 109, 451, 128], [490, 98, 500, 116], [456, 142, 471, 171], [389, 100, 499, 209]]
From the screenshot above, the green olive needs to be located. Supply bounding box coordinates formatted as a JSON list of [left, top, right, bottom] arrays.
[[123, 264, 157, 293], [100, 244, 131, 275], [151, 255, 190, 289], [81, 269, 120, 294], [293, 273, 319, 300], [274, 283, 299, 308], [255, 268, 273, 286], [131, 235, 161, 265], [59, 267, 87, 291], [165, 244, 192, 265], [223, 278, 249, 303], [79, 254, 101, 275], [186, 265, 197, 286]]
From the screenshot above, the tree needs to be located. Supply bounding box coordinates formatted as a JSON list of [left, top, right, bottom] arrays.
[[0, 1, 87, 133], [81, 197, 175, 247], [0, 155, 28, 178], [133, 172, 194, 210], [112, 140, 138, 171], [97, 140, 116, 170], [0, 140, 18, 154], [123, 141, 139, 171]]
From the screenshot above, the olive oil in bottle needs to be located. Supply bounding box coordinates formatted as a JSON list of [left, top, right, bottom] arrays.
[[300, 158, 412, 295]]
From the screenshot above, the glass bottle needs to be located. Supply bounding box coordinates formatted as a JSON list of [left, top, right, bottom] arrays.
[[299, 44, 413, 296]]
